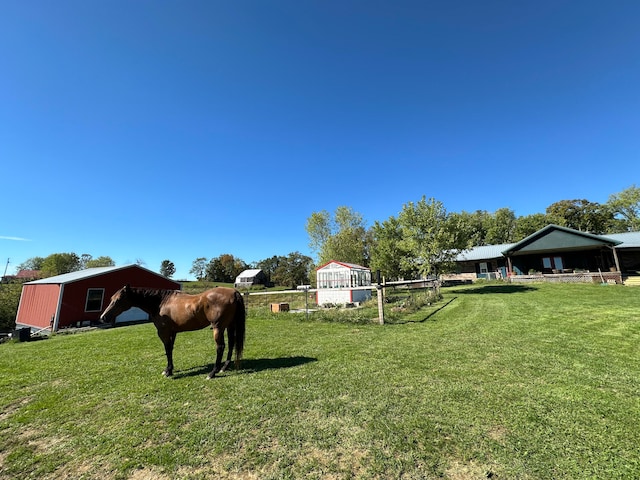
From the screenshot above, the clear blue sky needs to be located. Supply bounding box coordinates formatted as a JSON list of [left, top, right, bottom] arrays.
[[1, 1, 639, 280]]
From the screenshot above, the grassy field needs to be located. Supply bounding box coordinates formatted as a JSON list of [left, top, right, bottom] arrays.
[[1, 282, 639, 479]]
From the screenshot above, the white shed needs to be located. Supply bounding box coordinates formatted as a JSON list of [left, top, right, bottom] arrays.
[[316, 261, 372, 306], [234, 269, 268, 288]]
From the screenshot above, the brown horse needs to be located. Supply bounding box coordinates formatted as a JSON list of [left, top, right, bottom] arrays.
[[100, 285, 245, 379]]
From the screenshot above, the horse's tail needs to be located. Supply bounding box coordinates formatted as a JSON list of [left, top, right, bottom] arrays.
[[233, 290, 246, 366]]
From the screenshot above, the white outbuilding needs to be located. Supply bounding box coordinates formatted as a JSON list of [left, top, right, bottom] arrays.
[[315, 260, 372, 306]]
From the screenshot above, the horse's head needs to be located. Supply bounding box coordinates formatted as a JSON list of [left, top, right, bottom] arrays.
[[100, 285, 134, 325]]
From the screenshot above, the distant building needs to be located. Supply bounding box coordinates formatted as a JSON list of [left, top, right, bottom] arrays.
[[1, 269, 41, 283], [234, 269, 268, 288], [316, 261, 372, 306]]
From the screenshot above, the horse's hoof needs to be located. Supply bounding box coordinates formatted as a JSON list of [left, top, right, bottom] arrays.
[[162, 371, 172, 377], [206, 373, 215, 380]]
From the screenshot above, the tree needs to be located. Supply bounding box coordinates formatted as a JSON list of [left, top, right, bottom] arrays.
[[0, 283, 21, 331], [160, 260, 176, 278], [40, 253, 81, 277], [84, 256, 115, 268], [485, 208, 517, 244], [272, 252, 313, 288], [449, 210, 491, 247], [205, 254, 247, 283], [17, 256, 45, 272], [546, 199, 613, 234], [305, 206, 370, 266], [189, 257, 208, 281], [514, 213, 549, 240], [397, 197, 459, 277], [369, 216, 410, 280], [607, 185, 640, 232], [256, 256, 282, 285]]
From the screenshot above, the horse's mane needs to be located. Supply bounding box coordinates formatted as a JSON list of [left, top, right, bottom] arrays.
[[131, 287, 181, 302]]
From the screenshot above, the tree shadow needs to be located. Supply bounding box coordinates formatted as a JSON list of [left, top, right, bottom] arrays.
[[172, 356, 317, 379], [449, 284, 538, 295]]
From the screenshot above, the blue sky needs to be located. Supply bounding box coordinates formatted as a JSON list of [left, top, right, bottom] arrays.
[[1, 1, 639, 280]]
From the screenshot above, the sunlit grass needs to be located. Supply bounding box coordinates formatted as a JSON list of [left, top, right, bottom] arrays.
[[1, 282, 639, 479]]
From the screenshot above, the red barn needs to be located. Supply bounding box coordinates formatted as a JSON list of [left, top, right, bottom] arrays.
[[15, 265, 181, 332]]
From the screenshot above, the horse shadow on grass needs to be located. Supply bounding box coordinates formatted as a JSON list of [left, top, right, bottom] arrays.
[[172, 356, 318, 379], [449, 284, 538, 295]]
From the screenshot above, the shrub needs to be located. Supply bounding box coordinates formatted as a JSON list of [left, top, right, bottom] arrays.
[[0, 284, 22, 331]]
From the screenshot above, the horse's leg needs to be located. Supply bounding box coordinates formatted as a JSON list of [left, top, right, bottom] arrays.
[[158, 329, 176, 377], [208, 327, 225, 379], [220, 327, 236, 372]]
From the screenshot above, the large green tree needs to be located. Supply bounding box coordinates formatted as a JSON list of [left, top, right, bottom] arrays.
[[369, 216, 410, 280], [485, 208, 517, 244], [83, 255, 115, 269], [545, 199, 613, 234], [514, 213, 549, 240], [189, 257, 208, 281], [607, 185, 640, 232], [17, 256, 45, 272], [160, 260, 176, 278], [305, 206, 370, 266], [271, 252, 313, 288], [205, 254, 247, 283], [397, 197, 460, 276], [40, 253, 81, 277]]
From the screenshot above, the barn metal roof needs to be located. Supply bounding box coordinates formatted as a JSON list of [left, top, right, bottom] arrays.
[[25, 265, 161, 285]]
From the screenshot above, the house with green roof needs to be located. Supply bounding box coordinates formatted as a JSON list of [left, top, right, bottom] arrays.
[[451, 225, 640, 284]]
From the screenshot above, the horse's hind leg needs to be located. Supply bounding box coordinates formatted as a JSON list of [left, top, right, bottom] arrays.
[[208, 327, 225, 379], [159, 330, 176, 377], [220, 327, 236, 373]]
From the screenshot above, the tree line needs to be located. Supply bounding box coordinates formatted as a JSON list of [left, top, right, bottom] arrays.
[[305, 185, 640, 280], [188, 252, 313, 289], [11, 185, 640, 287]]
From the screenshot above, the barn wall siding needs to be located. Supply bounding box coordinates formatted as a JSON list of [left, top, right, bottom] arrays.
[[57, 267, 180, 328], [16, 284, 61, 329]]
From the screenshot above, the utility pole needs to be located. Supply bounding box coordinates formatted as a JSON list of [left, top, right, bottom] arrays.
[[2, 258, 9, 279]]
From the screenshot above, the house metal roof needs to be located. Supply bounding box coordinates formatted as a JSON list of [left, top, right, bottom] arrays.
[[455, 244, 515, 262], [606, 231, 640, 248]]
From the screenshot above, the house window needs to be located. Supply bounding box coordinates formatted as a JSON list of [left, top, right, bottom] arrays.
[[85, 288, 105, 312], [542, 256, 564, 271]]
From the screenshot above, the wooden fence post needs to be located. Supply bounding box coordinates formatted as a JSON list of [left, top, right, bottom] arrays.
[[376, 283, 385, 325]]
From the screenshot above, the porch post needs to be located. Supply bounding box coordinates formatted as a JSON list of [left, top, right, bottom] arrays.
[[612, 246, 621, 272]]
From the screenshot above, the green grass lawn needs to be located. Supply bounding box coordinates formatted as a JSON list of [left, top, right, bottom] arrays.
[[1, 283, 639, 479]]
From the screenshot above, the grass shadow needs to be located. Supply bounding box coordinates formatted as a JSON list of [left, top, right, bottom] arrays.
[[172, 356, 317, 379]]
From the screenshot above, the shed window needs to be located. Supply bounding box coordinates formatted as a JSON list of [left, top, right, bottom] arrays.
[[85, 289, 105, 312]]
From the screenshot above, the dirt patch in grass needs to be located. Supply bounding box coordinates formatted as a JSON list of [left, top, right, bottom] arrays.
[[445, 459, 496, 479]]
